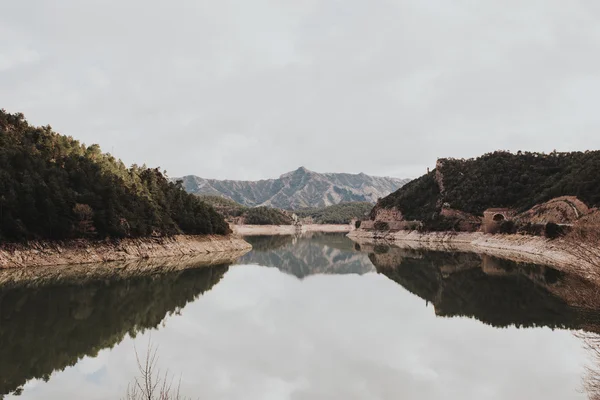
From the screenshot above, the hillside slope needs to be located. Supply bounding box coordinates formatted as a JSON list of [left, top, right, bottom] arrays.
[[0, 110, 229, 241], [374, 151, 600, 227], [295, 202, 373, 224], [179, 167, 408, 209], [197, 195, 294, 225]]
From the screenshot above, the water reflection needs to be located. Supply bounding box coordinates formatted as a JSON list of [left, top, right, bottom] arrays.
[[0, 257, 232, 396], [363, 244, 600, 331], [238, 233, 374, 278], [3, 235, 600, 399]]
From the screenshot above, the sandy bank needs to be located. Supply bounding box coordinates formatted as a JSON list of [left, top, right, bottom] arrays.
[[348, 229, 598, 281], [232, 224, 354, 236], [0, 235, 252, 269]]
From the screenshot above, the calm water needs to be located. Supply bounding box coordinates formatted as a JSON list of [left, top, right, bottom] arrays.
[[2, 233, 599, 399]]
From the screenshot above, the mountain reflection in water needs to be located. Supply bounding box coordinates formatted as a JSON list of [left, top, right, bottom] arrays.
[[238, 233, 375, 278]]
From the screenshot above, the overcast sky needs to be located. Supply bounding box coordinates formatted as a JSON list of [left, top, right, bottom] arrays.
[[2, 1, 600, 180]]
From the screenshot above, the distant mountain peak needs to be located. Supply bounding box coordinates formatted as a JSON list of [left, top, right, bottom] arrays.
[[177, 168, 410, 209], [280, 166, 313, 179]]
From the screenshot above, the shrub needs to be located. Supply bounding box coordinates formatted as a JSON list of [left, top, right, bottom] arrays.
[[374, 221, 390, 231], [243, 207, 293, 225], [545, 222, 565, 239], [498, 220, 517, 234], [517, 222, 545, 236]]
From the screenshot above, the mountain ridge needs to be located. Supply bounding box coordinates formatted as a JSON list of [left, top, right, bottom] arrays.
[[177, 167, 409, 209]]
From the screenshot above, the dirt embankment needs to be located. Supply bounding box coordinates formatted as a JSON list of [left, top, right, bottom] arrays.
[[232, 224, 354, 236], [0, 235, 252, 269], [348, 229, 598, 282]]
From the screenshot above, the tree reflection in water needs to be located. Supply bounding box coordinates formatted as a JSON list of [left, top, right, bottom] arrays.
[[0, 259, 231, 396]]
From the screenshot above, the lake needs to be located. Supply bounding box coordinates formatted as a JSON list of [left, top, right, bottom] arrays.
[[1, 232, 599, 399]]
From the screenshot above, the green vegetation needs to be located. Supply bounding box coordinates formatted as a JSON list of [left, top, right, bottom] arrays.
[[0, 110, 229, 242], [376, 172, 440, 221], [244, 206, 293, 225], [374, 221, 390, 231], [199, 197, 372, 226], [294, 202, 372, 224], [197, 195, 245, 217], [378, 151, 600, 229], [198, 195, 293, 225]]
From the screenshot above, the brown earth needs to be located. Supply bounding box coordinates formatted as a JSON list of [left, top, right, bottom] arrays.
[[348, 229, 600, 284], [516, 196, 590, 224], [0, 235, 252, 269]]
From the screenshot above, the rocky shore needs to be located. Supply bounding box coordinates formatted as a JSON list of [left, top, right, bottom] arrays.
[[0, 235, 252, 269], [348, 229, 598, 282]]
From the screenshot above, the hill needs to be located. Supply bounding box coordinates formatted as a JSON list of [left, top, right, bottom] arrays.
[[197, 195, 294, 225], [295, 202, 373, 224], [198, 195, 370, 225], [0, 110, 229, 242], [373, 151, 600, 230], [178, 167, 408, 209]]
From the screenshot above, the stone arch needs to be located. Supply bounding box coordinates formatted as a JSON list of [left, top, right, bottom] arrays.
[[492, 213, 505, 222]]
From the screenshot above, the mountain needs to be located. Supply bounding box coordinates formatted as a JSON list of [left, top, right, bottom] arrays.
[[178, 167, 409, 209], [0, 110, 229, 241], [371, 150, 600, 230]]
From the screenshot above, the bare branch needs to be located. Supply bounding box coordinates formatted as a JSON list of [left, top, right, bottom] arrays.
[[122, 339, 190, 400]]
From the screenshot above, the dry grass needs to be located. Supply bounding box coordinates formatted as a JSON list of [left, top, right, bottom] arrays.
[[562, 224, 600, 283], [576, 332, 600, 400]]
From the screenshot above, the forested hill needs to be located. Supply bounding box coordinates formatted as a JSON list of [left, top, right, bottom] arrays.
[[376, 151, 600, 221], [0, 110, 229, 242]]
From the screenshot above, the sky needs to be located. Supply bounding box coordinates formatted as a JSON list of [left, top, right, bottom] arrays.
[[2, 1, 600, 180]]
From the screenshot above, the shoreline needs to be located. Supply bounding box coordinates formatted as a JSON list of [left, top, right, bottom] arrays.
[[0, 235, 252, 269], [232, 224, 354, 236], [348, 229, 598, 282], [0, 249, 250, 287]]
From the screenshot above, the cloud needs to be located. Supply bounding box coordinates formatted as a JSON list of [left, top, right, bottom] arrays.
[[2, 1, 600, 179]]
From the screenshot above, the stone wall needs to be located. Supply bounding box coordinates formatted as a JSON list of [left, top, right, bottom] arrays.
[[435, 159, 446, 194], [373, 207, 404, 222], [441, 208, 482, 232], [482, 209, 517, 234]]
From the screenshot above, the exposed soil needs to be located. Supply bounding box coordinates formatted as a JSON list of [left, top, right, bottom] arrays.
[[0, 235, 252, 269], [348, 229, 599, 284]]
